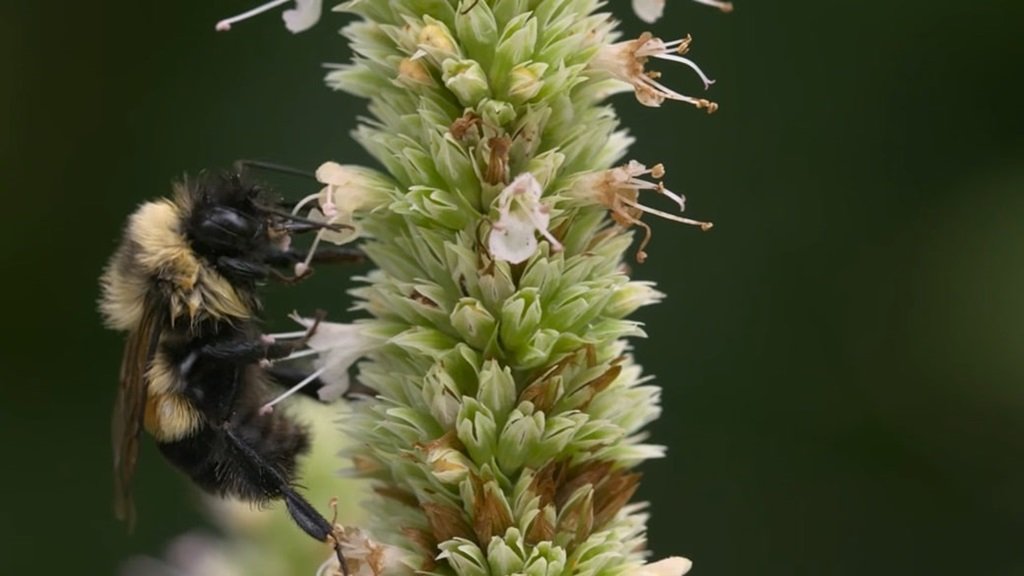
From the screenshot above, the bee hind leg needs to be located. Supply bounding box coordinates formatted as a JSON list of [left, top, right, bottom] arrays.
[[220, 424, 351, 576]]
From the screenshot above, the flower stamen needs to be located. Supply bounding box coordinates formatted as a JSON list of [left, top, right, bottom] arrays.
[[592, 32, 719, 112], [258, 365, 328, 415], [215, 0, 290, 31], [570, 160, 713, 262], [215, 0, 323, 34], [643, 35, 716, 89]]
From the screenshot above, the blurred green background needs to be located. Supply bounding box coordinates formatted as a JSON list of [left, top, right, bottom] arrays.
[[3, 0, 1022, 573]]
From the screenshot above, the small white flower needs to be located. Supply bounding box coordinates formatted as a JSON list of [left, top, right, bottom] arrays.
[[634, 557, 694, 576], [259, 316, 374, 414], [591, 32, 718, 112], [215, 0, 322, 33], [488, 172, 564, 264], [292, 316, 373, 402], [634, 0, 735, 23], [570, 160, 712, 263], [306, 162, 390, 240], [288, 161, 391, 275]]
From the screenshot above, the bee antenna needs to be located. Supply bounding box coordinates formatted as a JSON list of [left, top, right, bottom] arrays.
[[234, 159, 317, 181]]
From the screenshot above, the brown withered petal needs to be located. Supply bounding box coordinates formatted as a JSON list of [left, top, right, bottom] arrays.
[[415, 429, 465, 453], [351, 454, 385, 475], [570, 364, 623, 410], [401, 527, 439, 571], [422, 501, 474, 543], [593, 470, 642, 529], [517, 373, 562, 413], [472, 477, 514, 543], [530, 460, 565, 508], [525, 504, 556, 545], [372, 484, 420, 508], [556, 461, 613, 508], [556, 486, 595, 546]]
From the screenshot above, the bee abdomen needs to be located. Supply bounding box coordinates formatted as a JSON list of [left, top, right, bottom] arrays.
[[158, 408, 310, 503]]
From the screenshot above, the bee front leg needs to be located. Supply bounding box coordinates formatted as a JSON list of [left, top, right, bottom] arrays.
[[215, 256, 270, 283], [197, 326, 319, 365], [265, 246, 367, 267]]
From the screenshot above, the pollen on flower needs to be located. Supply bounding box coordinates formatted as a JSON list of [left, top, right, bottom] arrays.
[[398, 57, 435, 86], [591, 32, 719, 112], [571, 160, 712, 263], [214, 0, 322, 33], [418, 23, 456, 54], [488, 172, 563, 264]]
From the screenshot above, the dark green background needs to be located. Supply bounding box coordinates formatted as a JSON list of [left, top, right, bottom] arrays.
[[3, 0, 1022, 573]]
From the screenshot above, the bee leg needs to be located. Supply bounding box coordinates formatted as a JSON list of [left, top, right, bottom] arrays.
[[215, 256, 270, 283], [220, 425, 351, 576], [265, 246, 367, 267], [270, 267, 314, 285], [198, 334, 314, 365]]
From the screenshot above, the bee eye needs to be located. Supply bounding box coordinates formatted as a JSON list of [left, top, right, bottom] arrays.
[[192, 206, 260, 253]]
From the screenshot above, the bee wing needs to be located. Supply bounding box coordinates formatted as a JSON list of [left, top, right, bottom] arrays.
[[112, 294, 163, 531]]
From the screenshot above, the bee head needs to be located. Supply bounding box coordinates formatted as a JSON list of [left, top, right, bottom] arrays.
[[185, 173, 274, 258]]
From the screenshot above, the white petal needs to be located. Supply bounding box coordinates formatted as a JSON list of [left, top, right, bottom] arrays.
[[632, 0, 665, 23], [488, 172, 558, 264], [282, 0, 322, 33], [301, 319, 365, 352], [315, 161, 349, 186], [489, 213, 539, 264], [636, 557, 693, 576], [316, 373, 351, 402]]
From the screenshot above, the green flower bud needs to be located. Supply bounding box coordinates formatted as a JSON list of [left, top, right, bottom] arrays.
[[450, 298, 498, 350], [486, 528, 526, 574], [477, 360, 517, 424], [498, 287, 543, 352], [492, 14, 538, 91], [456, 398, 499, 463], [454, 0, 498, 66], [438, 539, 490, 576], [443, 58, 491, 106], [497, 404, 544, 473]]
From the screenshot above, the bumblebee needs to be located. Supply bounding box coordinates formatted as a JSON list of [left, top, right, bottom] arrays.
[[99, 169, 358, 573]]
